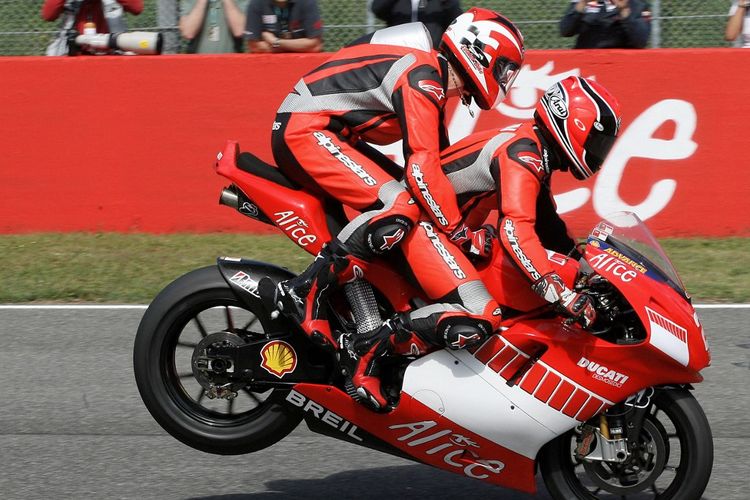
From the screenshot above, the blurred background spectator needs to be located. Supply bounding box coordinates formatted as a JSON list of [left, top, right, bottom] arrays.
[[725, 1, 750, 47], [180, 0, 248, 53], [245, 0, 322, 53], [560, 0, 651, 49], [371, 0, 462, 48]]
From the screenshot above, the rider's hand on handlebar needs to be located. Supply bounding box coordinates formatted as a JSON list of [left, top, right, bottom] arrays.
[[533, 272, 597, 329], [450, 223, 496, 259], [559, 289, 597, 328]]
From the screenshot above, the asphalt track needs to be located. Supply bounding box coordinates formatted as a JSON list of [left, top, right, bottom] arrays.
[[1, 306, 748, 500]]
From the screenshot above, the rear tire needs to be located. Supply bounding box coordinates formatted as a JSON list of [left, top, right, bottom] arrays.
[[539, 388, 713, 499], [134, 266, 302, 455]]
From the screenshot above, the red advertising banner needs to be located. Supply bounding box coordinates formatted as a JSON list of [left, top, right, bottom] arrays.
[[1, 50, 748, 236]]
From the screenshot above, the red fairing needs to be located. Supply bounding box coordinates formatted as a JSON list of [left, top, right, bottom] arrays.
[[215, 141, 331, 255], [293, 383, 538, 494], [584, 240, 710, 376]]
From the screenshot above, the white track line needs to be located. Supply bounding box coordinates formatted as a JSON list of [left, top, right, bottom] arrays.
[[0, 304, 748, 310]]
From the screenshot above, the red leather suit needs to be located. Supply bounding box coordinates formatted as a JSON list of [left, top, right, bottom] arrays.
[[272, 28, 464, 260], [439, 122, 578, 285], [272, 25, 501, 350]]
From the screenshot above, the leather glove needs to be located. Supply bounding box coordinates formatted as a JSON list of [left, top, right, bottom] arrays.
[[449, 223, 496, 259], [532, 272, 597, 328]]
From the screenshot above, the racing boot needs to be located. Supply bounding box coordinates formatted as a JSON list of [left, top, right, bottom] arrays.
[[342, 314, 410, 411], [265, 241, 368, 349]]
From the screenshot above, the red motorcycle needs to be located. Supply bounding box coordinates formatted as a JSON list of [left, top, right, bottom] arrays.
[[134, 141, 713, 499]]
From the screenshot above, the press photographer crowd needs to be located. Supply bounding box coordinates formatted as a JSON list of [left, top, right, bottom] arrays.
[[34, 0, 750, 57]]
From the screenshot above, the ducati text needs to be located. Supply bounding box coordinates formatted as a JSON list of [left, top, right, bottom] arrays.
[[578, 357, 629, 387]]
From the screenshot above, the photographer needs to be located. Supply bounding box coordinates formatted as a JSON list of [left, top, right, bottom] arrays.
[[42, 0, 144, 55], [42, 0, 143, 34], [560, 0, 651, 49], [725, 1, 750, 47], [180, 0, 248, 54]]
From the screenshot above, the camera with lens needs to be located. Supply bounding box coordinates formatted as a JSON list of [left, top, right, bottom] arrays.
[[61, 0, 163, 55]]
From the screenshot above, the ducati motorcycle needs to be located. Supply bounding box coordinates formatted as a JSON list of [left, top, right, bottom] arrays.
[[134, 141, 713, 499]]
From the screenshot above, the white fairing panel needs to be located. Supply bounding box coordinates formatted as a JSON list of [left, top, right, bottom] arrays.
[[401, 349, 584, 459], [646, 307, 689, 366], [369, 22, 433, 52]]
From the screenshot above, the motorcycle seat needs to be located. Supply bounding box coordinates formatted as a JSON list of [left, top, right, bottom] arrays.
[[237, 152, 300, 190]]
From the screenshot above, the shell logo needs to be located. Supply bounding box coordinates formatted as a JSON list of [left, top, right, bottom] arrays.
[[260, 340, 297, 378]]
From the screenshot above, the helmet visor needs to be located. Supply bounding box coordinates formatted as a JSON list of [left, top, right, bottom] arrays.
[[583, 131, 617, 173], [492, 57, 520, 103]]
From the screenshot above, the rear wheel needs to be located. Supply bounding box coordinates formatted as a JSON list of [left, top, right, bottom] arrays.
[[539, 388, 713, 499], [134, 266, 302, 455]]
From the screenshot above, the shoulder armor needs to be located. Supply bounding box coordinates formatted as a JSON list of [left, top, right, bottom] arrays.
[[369, 23, 433, 53], [507, 138, 548, 179]]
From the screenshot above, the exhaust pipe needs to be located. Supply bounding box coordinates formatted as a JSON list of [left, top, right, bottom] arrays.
[[219, 186, 239, 209], [218, 184, 272, 225]]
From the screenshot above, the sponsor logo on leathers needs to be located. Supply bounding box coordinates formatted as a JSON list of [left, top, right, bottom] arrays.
[[517, 154, 544, 173], [380, 227, 406, 251], [502, 219, 541, 281], [418, 80, 445, 101], [421, 222, 466, 279], [313, 132, 377, 186], [411, 163, 449, 227]]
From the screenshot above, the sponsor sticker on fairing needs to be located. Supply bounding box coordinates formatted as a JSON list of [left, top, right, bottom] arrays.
[[229, 271, 260, 297], [260, 340, 298, 378], [577, 357, 629, 388], [389, 420, 505, 480]]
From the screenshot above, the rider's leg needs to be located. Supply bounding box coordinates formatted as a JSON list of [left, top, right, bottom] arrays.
[[346, 220, 503, 410], [268, 114, 420, 345]]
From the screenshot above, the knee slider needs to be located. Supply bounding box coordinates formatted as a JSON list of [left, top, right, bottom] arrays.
[[438, 316, 492, 350], [366, 216, 413, 255]]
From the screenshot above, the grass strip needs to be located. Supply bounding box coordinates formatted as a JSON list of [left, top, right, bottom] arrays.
[[0, 233, 747, 303]]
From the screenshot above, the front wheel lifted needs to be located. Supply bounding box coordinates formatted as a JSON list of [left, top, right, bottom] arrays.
[[133, 266, 302, 455], [539, 388, 713, 500]]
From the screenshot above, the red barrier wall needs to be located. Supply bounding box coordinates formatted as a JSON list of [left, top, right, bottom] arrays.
[[1, 50, 749, 236]]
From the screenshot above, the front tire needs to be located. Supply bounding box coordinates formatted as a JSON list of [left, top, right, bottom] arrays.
[[133, 266, 302, 455], [539, 388, 713, 499]]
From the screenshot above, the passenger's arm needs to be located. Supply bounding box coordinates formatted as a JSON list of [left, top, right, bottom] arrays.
[[398, 63, 461, 233]]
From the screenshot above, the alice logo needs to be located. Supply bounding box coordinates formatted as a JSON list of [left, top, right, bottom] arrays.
[[260, 341, 298, 378]]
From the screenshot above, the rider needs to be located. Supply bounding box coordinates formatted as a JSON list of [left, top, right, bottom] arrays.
[[441, 75, 623, 326], [340, 76, 622, 410], [264, 8, 526, 409]]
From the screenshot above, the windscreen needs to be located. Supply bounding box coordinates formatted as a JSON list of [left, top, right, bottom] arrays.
[[590, 212, 686, 294]]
